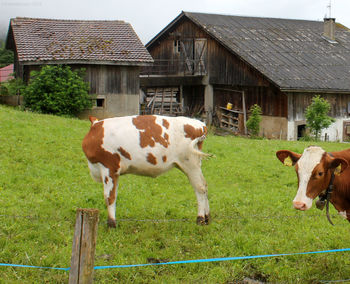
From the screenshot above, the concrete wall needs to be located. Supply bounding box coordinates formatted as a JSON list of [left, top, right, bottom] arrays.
[[260, 115, 288, 139], [288, 118, 349, 142], [0, 95, 23, 106]]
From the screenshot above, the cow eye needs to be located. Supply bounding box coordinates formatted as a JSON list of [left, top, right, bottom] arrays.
[[318, 172, 323, 176]]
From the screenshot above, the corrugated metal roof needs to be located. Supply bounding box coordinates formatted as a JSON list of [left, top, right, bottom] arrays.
[[8, 17, 153, 65], [174, 12, 350, 91]]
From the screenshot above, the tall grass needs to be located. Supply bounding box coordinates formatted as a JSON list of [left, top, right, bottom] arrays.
[[0, 105, 349, 283]]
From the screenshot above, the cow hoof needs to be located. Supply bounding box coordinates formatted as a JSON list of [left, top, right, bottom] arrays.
[[107, 219, 116, 228], [205, 214, 210, 225], [197, 216, 209, 225]]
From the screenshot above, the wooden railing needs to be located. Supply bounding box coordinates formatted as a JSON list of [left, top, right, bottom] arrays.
[[141, 59, 207, 76]]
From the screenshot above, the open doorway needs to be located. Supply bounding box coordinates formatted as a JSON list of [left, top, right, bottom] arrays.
[[297, 124, 306, 140], [343, 121, 350, 142]]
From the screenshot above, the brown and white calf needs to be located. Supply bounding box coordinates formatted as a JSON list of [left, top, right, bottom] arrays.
[[276, 146, 350, 221], [82, 115, 210, 227]]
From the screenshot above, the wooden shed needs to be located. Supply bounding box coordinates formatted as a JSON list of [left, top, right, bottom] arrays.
[[141, 11, 350, 141], [5, 17, 153, 118]]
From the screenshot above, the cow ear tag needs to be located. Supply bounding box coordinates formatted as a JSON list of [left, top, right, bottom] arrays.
[[284, 156, 293, 167], [334, 164, 342, 176]]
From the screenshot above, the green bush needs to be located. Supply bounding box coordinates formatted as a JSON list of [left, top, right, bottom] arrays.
[[305, 95, 335, 140], [0, 76, 26, 96], [23, 65, 91, 116], [246, 104, 262, 137]]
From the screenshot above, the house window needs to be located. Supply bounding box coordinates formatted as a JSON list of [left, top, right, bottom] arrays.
[[174, 40, 181, 53], [93, 97, 106, 108], [96, 98, 105, 107]]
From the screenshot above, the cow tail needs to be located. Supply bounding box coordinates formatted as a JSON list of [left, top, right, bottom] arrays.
[[190, 135, 212, 158]]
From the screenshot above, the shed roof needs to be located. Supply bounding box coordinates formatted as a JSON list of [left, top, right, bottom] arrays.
[[6, 17, 153, 66], [0, 64, 14, 82], [148, 11, 350, 92]]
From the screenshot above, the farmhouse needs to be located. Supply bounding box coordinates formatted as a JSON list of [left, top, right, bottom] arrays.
[[141, 11, 350, 141], [5, 17, 153, 118]]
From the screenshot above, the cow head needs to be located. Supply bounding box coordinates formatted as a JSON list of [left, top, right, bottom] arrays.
[[276, 146, 348, 211]]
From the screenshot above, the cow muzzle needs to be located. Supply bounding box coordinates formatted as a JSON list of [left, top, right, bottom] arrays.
[[293, 201, 307, 211]]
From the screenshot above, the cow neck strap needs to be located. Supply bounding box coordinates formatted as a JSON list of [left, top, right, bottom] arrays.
[[325, 172, 335, 226], [317, 152, 336, 225]]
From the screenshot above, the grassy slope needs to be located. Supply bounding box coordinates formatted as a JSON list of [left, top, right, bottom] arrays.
[[0, 105, 349, 283]]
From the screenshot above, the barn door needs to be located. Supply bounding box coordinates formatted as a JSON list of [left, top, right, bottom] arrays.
[[194, 39, 207, 75], [180, 39, 194, 74]]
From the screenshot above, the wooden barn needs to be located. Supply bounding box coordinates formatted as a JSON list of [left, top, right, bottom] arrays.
[[141, 11, 350, 141], [5, 17, 153, 118]]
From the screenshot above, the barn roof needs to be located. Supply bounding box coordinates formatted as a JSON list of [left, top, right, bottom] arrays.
[[147, 11, 350, 92], [6, 17, 153, 66]]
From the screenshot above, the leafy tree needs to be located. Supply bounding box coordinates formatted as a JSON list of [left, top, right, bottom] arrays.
[[0, 40, 13, 68], [246, 104, 262, 137], [305, 95, 335, 140], [23, 65, 92, 116]]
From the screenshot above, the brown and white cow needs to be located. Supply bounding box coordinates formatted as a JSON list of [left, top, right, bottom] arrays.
[[276, 146, 350, 222], [82, 115, 210, 227]]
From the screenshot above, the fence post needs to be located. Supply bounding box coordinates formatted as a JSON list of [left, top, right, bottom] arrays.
[[69, 208, 99, 284]]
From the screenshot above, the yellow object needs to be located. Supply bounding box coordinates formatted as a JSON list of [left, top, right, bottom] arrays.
[[284, 156, 293, 167], [226, 103, 232, 110], [334, 164, 342, 176]]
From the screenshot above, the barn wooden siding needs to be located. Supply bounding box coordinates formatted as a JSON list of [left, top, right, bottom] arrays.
[[22, 64, 140, 96], [287, 92, 350, 121], [149, 18, 208, 61], [82, 65, 140, 95]]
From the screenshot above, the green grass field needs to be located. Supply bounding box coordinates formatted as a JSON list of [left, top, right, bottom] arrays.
[[0, 105, 349, 283]]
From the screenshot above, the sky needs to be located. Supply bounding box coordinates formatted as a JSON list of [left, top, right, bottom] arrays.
[[1, 0, 350, 44]]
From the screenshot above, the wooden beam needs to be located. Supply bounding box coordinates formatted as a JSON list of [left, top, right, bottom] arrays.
[[242, 91, 247, 135], [151, 88, 157, 114], [214, 88, 244, 94]]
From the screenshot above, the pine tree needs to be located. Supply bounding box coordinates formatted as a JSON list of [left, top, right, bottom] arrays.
[[246, 104, 262, 137]]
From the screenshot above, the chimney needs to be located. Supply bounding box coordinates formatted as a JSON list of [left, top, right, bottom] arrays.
[[323, 18, 336, 41]]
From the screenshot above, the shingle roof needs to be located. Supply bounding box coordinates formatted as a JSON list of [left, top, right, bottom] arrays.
[[188, 12, 350, 91], [149, 11, 350, 92], [7, 17, 153, 65]]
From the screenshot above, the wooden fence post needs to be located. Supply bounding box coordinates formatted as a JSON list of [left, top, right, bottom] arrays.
[[69, 208, 99, 284]]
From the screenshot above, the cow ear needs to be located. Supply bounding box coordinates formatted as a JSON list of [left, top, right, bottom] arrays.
[[276, 150, 301, 167], [89, 116, 99, 125], [329, 157, 348, 176]]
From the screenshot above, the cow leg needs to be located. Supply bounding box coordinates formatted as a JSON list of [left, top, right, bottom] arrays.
[[180, 163, 209, 225], [102, 173, 119, 228]]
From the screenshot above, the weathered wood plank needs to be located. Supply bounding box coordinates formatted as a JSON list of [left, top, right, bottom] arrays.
[[69, 208, 99, 284]]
